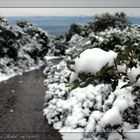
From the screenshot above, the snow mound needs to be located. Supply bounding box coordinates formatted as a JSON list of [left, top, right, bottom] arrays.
[[72, 48, 117, 74]]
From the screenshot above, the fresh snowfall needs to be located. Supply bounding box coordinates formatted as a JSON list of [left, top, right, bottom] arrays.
[[43, 13, 140, 140], [1, 13, 140, 140]]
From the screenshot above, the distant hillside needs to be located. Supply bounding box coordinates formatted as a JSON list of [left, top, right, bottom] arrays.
[[6, 16, 92, 35], [6, 16, 140, 35]]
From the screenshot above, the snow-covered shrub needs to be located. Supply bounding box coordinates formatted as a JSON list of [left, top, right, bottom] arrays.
[[16, 19, 50, 58], [43, 60, 71, 126], [65, 12, 130, 44], [65, 23, 84, 42], [43, 59, 112, 132], [89, 27, 140, 52], [66, 26, 140, 60], [0, 18, 45, 80], [44, 13, 140, 140], [47, 35, 67, 56], [67, 40, 140, 139], [0, 18, 67, 81], [0, 19, 19, 59], [90, 12, 130, 32]]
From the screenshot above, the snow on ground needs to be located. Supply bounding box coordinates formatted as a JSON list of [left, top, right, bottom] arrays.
[[2, 14, 140, 140], [0, 56, 44, 82], [0, 72, 17, 82], [0, 64, 44, 82], [0, 55, 63, 82]]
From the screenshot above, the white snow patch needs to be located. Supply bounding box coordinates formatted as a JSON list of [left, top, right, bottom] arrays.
[[72, 48, 117, 75], [0, 73, 17, 82], [127, 67, 140, 86], [117, 65, 126, 73], [113, 88, 134, 112], [44, 56, 62, 61], [68, 34, 83, 44], [99, 107, 122, 127], [85, 111, 103, 132]]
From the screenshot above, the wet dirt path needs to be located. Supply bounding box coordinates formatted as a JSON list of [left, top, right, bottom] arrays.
[[0, 64, 62, 140]]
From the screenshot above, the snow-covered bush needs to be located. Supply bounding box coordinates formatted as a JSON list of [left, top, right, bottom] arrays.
[[0, 18, 67, 81], [0, 18, 46, 80], [47, 35, 66, 56], [66, 23, 84, 42], [66, 26, 140, 60], [67, 38, 140, 139], [44, 13, 140, 140], [16, 19, 51, 58], [43, 59, 112, 132], [65, 12, 130, 43], [89, 12, 130, 32]]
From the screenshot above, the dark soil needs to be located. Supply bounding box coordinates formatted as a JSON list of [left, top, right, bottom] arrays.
[[0, 60, 63, 140]]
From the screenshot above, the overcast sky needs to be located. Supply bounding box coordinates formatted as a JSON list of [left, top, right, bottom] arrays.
[[0, 8, 140, 17]]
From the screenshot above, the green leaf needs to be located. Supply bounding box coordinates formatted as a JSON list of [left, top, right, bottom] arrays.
[[83, 75, 98, 86], [135, 74, 140, 83], [67, 61, 75, 72], [71, 79, 80, 89], [66, 83, 73, 87], [100, 62, 109, 72], [78, 72, 87, 81], [120, 83, 131, 89], [128, 61, 134, 69], [112, 80, 118, 92], [79, 82, 89, 88], [132, 86, 140, 93], [67, 60, 75, 65]]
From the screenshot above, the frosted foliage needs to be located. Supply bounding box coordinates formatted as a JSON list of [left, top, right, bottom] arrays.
[[0, 18, 64, 82], [99, 107, 122, 128], [44, 60, 135, 133], [68, 34, 83, 44], [44, 60, 138, 140], [127, 67, 140, 86], [43, 15, 140, 140]]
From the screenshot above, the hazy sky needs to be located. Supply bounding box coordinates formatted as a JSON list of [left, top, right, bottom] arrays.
[[0, 8, 140, 17]]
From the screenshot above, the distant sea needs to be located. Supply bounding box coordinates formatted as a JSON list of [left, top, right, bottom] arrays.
[[6, 16, 140, 35]]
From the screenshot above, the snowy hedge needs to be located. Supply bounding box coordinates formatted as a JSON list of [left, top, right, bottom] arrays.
[[44, 13, 140, 140], [90, 12, 130, 32], [0, 18, 66, 81]]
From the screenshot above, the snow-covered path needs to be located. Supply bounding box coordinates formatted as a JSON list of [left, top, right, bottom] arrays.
[[0, 65, 62, 140]]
